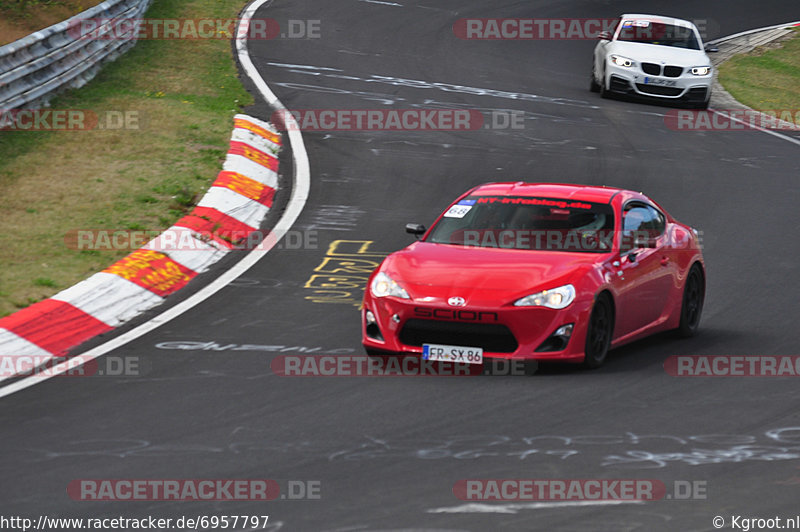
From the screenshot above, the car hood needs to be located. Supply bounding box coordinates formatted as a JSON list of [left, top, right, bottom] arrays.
[[382, 242, 600, 304], [609, 41, 710, 66]]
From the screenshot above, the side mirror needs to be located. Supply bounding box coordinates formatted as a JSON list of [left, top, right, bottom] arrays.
[[704, 44, 719, 53], [405, 223, 426, 239], [598, 31, 611, 41]]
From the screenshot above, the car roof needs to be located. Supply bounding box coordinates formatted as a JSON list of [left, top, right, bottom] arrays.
[[468, 182, 626, 204], [619, 13, 695, 28]]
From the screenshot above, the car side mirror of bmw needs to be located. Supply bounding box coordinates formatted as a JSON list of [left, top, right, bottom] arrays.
[[405, 223, 426, 239], [598, 31, 611, 41], [704, 44, 719, 53]]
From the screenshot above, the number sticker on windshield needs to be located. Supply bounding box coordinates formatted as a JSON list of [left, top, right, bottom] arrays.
[[444, 205, 472, 218]]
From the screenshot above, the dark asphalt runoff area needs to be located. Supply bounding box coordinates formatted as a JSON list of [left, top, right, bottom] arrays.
[[2, 1, 800, 530]]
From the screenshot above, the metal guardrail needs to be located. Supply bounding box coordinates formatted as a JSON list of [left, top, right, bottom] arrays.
[[706, 20, 800, 45], [0, 0, 152, 111]]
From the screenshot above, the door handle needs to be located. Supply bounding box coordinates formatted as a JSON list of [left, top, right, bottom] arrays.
[[660, 256, 670, 266]]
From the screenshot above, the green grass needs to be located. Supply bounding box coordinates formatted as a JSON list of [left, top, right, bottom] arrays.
[[719, 28, 800, 123], [0, 1, 104, 43], [0, 0, 253, 317], [0, 0, 75, 17]]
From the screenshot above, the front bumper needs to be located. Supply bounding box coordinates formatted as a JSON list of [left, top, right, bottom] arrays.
[[361, 295, 593, 363], [605, 61, 711, 102]]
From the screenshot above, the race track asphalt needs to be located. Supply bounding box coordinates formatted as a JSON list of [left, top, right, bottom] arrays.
[[2, 1, 800, 530]]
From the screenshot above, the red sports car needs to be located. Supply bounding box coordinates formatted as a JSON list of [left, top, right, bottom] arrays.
[[361, 182, 705, 368]]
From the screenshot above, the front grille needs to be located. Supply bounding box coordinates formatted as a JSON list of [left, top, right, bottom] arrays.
[[641, 62, 661, 75], [663, 65, 683, 77], [399, 319, 518, 353], [635, 83, 683, 96]]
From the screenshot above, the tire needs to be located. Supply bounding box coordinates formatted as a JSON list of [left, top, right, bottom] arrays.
[[677, 264, 705, 337], [590, 64, 600, 93], [599, 69, 610, 99], [583, 293, 613, 369]]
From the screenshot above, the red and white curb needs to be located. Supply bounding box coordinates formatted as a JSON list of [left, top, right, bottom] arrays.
[[0, 114, 282, 375]]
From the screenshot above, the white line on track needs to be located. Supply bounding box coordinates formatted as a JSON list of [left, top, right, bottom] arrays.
[[427, 500, 643, 514], [0, 0, 310, 399], [711, 110, 800, 148], [358, 0, 403, 6]]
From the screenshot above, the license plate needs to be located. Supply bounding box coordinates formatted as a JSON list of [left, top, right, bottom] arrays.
[[422, 344, 483, 364], [644, 77, 677, 87]]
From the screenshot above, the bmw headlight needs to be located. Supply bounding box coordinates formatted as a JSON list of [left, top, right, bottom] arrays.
[[370, 272, 410, 299], [610, 54, 634, 68], [514, 284, 576, 309], [691, 66, 711, 75]]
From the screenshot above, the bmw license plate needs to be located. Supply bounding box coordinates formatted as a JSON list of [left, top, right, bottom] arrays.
[[644, 77, 677, 87], [422, 344, 483, 364]]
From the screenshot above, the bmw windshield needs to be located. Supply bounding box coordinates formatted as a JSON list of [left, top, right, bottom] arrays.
[[425, 196, 615, 252], [617, 21, 701, 50]]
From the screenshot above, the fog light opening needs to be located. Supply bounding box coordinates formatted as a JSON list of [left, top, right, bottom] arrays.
[[365, 310, 384, 341], [535, 323, 574, 353]]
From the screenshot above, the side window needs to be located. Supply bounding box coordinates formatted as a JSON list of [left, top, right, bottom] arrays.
[[621, 204, 665, 250]]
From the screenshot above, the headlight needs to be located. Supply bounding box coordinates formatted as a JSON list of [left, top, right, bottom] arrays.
[[514, 284, 576, 309], [691, 66, 711, 75], [610, 54, 634, 68], [370, 272, 410, 299]]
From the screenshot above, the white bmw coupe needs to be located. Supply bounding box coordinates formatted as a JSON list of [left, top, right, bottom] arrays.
[[591, 14, 717, 108]]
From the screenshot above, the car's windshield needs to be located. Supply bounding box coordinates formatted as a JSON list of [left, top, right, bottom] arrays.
[[425, 196, 615, 252], [617, 20, 700, 50]]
